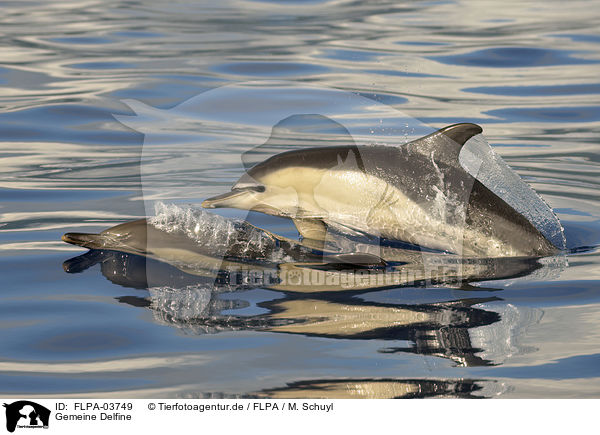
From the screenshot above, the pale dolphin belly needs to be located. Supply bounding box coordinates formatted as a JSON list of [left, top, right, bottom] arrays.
[[221, 164, 537, 257], [310, 170, 516, 256]]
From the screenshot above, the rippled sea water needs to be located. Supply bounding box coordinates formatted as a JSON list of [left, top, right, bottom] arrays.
[[1, 0, 600, 398]]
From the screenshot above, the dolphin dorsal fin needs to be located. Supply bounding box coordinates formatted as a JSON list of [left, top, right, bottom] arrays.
[[438, 123, 483, 147], [410, 123, 483, 162]]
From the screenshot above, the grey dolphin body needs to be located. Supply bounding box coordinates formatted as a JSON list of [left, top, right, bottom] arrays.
[[202, 123, 558, 257]]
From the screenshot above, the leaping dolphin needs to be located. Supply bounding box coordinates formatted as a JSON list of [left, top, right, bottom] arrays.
[[202, 123, 558, 258]]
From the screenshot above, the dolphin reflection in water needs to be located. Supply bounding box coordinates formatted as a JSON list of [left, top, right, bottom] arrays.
[[252, 378, 495, 399], [188, 378, 496, 399]]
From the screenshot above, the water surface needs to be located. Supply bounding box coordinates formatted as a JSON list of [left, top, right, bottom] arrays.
[[1, 0, 600, 398]]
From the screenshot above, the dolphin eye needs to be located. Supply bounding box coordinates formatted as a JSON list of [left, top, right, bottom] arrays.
[[233, 184, 265, 193]]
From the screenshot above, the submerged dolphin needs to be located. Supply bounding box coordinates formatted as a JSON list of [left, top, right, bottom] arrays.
[[61, 217, 318, 276], [61, 208, 390, 281], [202, 123, 558, 257]]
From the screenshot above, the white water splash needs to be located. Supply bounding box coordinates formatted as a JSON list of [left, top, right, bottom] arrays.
[[460, 134, 566, 251], [149, 202, 292, 263]]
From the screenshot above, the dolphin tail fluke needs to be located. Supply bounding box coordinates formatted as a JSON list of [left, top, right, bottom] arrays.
[[62, 232, 106, 249]]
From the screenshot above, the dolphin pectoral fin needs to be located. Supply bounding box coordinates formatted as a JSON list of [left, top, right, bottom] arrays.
[[299, 237, 326, 251], [292, 218, 328, 241]]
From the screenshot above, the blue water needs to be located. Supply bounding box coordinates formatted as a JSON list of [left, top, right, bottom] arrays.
[[1, 0, 600, 398]]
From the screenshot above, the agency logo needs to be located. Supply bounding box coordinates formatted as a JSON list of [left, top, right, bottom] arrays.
[[3, 401, 50, 433]]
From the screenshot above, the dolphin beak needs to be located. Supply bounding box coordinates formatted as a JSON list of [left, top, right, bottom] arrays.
[[202, 187, 262, 209]]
